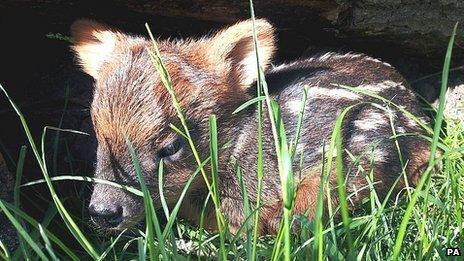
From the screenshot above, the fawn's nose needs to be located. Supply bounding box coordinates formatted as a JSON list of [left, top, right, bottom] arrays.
[[88, 202, 124, 228]]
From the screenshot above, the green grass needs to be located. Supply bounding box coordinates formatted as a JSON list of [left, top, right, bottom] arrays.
[[0, 4, 463, 260]]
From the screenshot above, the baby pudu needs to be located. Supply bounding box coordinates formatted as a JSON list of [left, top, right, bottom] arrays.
[[71, 19, 432, 235]]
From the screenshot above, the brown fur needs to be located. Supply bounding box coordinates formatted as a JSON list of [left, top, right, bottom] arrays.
[[70, 19, 432, 235]]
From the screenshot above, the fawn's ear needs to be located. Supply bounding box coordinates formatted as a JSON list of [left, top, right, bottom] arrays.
[[207, 19, 276, 88], [70, 19, 120, 78]]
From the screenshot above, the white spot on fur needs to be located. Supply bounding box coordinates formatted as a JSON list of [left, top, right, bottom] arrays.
[[271, 63, 289, 71], [351, 134, 366, 144], [396, 126, 406, 134], [359, 80, 405, 93], [363, 56, 393, 67], [309, 87, 361, 100], [354, 111, 387, 130], [317, 144, 338, 158], [419, 117, 429, 125], [232, 119, 256, 160], [337, 53, 363, 59], [318, 52, 334, 61], [318, 52, 363, 62], [286, 99, 303, 114], [385, 106, 396, 118], [374, 149, 388, 163], [406, 117, 420, 128]]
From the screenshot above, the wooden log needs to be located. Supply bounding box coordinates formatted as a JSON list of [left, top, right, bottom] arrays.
[[1, 0, 462, 56]]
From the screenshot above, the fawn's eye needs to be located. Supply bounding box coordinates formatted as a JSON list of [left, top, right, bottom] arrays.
[[157, 137, 184, 161]]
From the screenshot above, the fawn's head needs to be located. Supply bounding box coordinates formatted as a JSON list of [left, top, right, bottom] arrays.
[[71, 18, 276, 232]]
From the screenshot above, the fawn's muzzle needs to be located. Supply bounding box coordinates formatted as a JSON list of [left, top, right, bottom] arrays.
[[89, 200, 124, 228], [89, 183, 143, 231]]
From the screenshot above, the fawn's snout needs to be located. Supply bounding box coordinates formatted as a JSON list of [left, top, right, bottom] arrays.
[[88, 184, 143, 231], [89, 198, 123, 228]]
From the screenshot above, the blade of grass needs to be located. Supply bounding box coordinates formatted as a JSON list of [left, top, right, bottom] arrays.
[[162, 157, 209, 240], [233, 96, 266, 114], [249, 1, 296, 260], [21, 176, 143, 197], [313, 151, 327, 260], [158, 159, 170, 221], [331, 105, 357, 254], [137, 237, 146, 261], [1, 201, 78, 260], [52, 85, 70, 176], [320, 103, 366, 259], [0, 200, 49, 261], [0, 241, 9, 260], [126, 138, 167, 260], [198, 192, 212, 258], [236, 163, 253, 259], [250, 11, 266, 259], [290, 86, 309, 159], [13, 145, 26, 210], [13, 145, 29, 260], [38, 224, 58, 261], [391, 23, 458, 260], [97, 230, 126, 261], [144, 23, 226, 235], [208, 115, 228, 260], [0, 84, 99, 259], [41, 126, 100, 259]]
